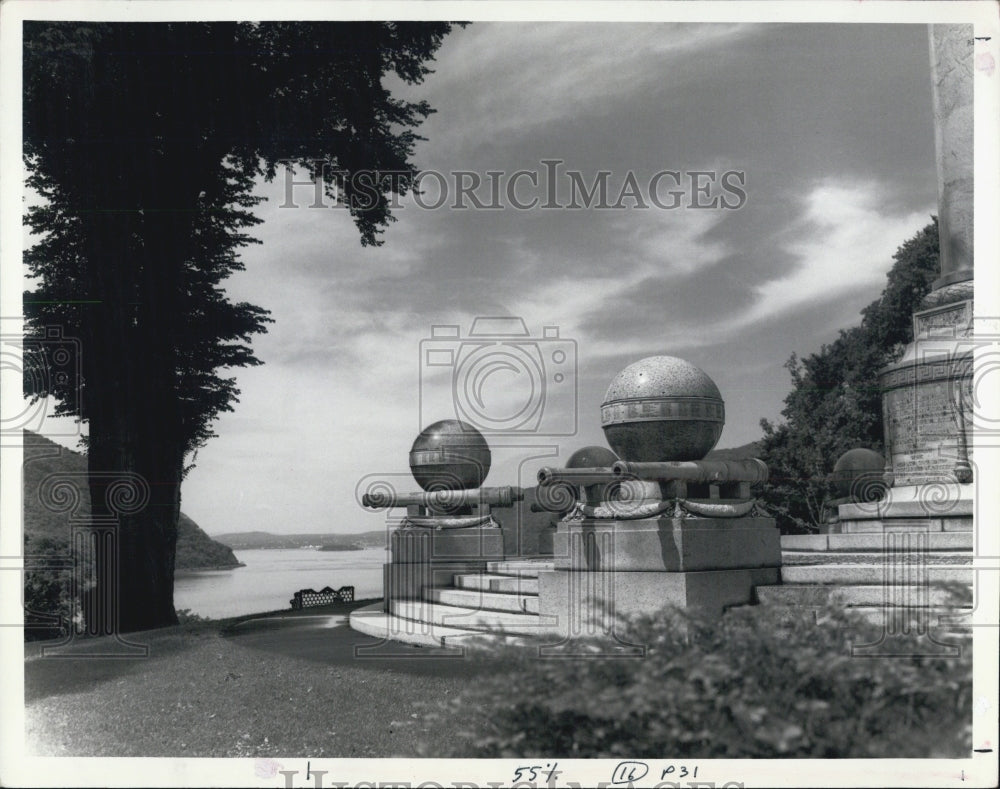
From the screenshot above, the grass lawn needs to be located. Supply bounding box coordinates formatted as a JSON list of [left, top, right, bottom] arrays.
[[24, 599, 491, 758]]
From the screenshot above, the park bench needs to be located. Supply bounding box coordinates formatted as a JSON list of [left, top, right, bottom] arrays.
[[290, 585, 355, 610]]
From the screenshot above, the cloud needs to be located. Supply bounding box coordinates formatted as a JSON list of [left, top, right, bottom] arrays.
[[506, 206, 731, 350], [409, 23, 764, 154], [725, 178, 932, 332]]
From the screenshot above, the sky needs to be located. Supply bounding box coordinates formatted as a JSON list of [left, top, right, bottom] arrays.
[[32, 22, 942, 536]]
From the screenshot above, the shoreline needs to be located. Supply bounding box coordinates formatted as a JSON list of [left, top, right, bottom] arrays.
[[174, 562, 246, 576], [25, 597, 383, 654]]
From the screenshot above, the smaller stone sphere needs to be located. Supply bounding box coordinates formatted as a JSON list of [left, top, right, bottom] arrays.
[[601, 356, 725, 462], [409, 419, 491, 491], [566, 445, 619, 468], [831, 448, 886, 500]]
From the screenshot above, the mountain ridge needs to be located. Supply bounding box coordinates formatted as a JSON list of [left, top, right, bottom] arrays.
[[22, 431, 242, 570]]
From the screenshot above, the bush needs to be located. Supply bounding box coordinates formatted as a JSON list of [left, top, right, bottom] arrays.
[[421, 602, 972, 758], [175, 608, 211, 624], [24, 534, 81, 642]]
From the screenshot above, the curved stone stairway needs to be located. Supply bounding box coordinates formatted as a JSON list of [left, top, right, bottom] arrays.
[[350, 559, 557, 649]]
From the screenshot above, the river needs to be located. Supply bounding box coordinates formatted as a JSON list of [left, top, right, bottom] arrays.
[[173, 546, 387, 619]]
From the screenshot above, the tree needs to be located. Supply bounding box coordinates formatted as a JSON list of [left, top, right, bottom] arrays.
[[23, 21, 459, 631], [758, 220, 940, 532]]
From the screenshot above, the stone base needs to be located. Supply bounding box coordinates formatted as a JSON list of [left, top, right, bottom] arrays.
[[536, 514, 781, 635], [385, 527, 505, 613], [837, 484, 973, 532], [552, 516, 781, 572], [390, 526, 505, 563], [382, 561, 489, 610], [538, 567, 780, 636], [537, 525, 556, 555], [879, 303, 973, 488]]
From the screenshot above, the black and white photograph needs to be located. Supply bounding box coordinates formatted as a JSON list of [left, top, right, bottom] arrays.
[[1, 1, 998, 787]]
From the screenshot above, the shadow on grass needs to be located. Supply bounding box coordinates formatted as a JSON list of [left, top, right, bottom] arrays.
[[25, 598, 380, 702]]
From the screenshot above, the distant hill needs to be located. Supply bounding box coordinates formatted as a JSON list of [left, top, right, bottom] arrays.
[[23, 431, 241, 571], [214, 444, 764, 554], [213, 530, 386, 551], [706, 441, 763, 461]]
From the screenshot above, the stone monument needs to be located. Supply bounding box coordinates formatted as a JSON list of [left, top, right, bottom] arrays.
[[840, 25, 975, 533], [362, 419, 523, 609], [535, 356, 782, 636]]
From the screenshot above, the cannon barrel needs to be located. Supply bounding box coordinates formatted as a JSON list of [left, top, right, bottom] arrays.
[[362, 485, 523, 510], [536, 466, 619, 487], [612, 458, 768, 484]]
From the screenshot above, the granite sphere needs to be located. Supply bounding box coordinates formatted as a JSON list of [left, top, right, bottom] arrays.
[[409, 419, 491, 491], [566, 445, 619, 469], [831, 448, 886, 500], [601, 356, 725, 462]]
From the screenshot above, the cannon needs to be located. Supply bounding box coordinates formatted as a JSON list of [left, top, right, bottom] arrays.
[[611, 458, 768, 485], [362, 485, 523, 510]]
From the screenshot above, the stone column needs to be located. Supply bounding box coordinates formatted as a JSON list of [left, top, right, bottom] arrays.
[[870, 24, 975, 518], [928, 24, 974, 293]]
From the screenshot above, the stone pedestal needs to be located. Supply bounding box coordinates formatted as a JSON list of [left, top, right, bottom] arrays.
[[389, 525, 504, 563], [837, 483, 973, 533], [537, 523, 556, 555], [383, 524, 504, 611], [538, 515, 781, 636], [880, 301, 974, 488]]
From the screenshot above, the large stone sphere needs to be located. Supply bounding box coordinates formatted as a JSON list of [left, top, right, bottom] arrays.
[[409, 419, 491, 491], [831, 448, 886, 500], [566, 445, 619, 468], [601, 356, 725, 462]]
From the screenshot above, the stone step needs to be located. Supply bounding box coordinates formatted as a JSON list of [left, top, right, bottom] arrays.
[[453, 573, 539, 594], [834, 607, 974, 631], [424, 586, 540, 614], [486, 560, 554, 577], [391, 599, 558, 637], [780, 564, 972, 586], [763, 604, 974, 633], [757, 584, 972, 607], [780, 532, 973, 552], [349, 602, 532, 649], [782, 551, 973, 566]]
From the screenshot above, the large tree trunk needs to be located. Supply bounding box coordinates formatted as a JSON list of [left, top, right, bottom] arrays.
[[81, 148, 196, 633]]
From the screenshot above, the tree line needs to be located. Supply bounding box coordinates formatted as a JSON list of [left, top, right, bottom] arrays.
[[757, 220, 940, 532]]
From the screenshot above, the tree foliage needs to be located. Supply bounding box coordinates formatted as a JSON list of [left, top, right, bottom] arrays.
[[758, 220, 940, 532], [23, 21, 458, 631]]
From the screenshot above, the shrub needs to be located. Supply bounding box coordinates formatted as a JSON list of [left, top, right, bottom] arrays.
[[420, 602, 972, 758], [175, 608, 210, 624], [24, 535, 81, 642]]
